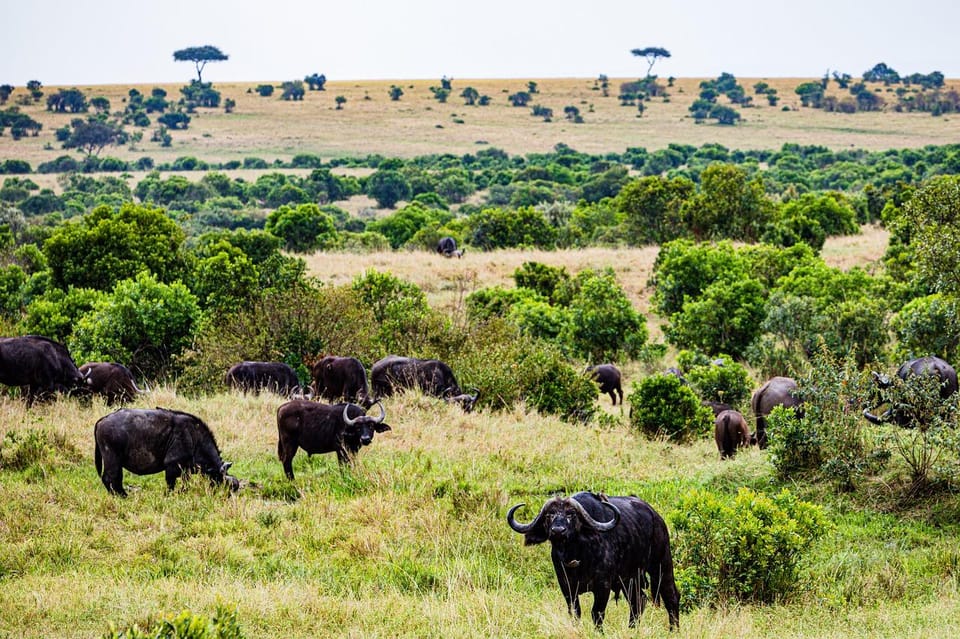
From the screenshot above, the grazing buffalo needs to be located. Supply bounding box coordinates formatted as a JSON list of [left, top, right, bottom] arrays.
[[703, 400, 734, 417], [751, 376, 802, 449], [225, 361, 301, 396], [371, 355, 479, 412], [508, 492, 680, 631], [79, 362, 148, 405], [436, 236, 464, 258], [863, 355, 958, 427], [0, 334, 86, 405], [276, 400, 391, 479], [94, 407, 239, 496], [311, 355, 372, 406], [586, 364, 623, 405], [714, 409, 751, 459]]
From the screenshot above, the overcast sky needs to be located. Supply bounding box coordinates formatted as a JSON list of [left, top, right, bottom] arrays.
[[4, 0, 959, 86]]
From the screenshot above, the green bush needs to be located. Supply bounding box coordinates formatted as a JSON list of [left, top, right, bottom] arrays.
[[678, 351, 753, 408], [465, 286, 544, 322], [627, 374, 713, 442], [468, 206, 557, 250], [560, 268, 648, 362], [102, 604, 244, 639], [512, 261, 570, 303], [665, 277, 766, 358], [264, 202, 339, 252], [19, 286, 106, 343], [669, 487, 830, 608]]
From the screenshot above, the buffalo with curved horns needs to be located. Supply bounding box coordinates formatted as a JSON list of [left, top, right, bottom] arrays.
[[586, 364, 623, 405], [371, 355, 479, 412], [311, 355, 373, 407], [276, 400, 391, 479], [507, 491, 680, 631], [225, 361, 301, 396], [0, 335, 87, 405], [751, 376, 802, 449], [94, 407, 239, 496], [863, 355, 958, 427], [79, 362, 148, 405]]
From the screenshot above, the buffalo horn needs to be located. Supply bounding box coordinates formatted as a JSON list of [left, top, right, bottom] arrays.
[[569, 497, 620, 532], [343, 403, 360, 426], [372, 400, 385, 423], [506, 499, 555, 534]]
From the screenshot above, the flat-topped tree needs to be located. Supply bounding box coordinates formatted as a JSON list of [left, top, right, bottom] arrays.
[[173, 45, 228, 83], [631, 46, 671, 77]]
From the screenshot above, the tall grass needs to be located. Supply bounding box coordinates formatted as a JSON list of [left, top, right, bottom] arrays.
[[1, 384, 959, 638]]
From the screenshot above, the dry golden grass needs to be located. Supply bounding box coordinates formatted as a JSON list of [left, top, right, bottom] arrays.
[[3, 77, 960, 171]]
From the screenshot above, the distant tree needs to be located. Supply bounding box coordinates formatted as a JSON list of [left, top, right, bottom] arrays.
[[157, 111, 190, 130], [597, 74, 610, 97], [430, 86, 450, 103], [172, 45, 229, 83], [862, 62, 900, 85], [631, 46, 671, 77], [223, 98, 236, 113], [441, 76, 453, 90], [304, 73, 327, 90], [90, 96, 111, 114], [335, 95, 346, 110], [281, 81, 305, 101], [179, 81, 221, 108], [255, 84, 274, 97], [795, 81, 824, 108], [710, 104, 741, 125], [62, 117, 126, 156], [461, 86, 479, 105], [0, 85, 13, 104], [26, 80, 42, 101], [527, 81, 539, 94], [563, 105, 583, 123], [365, 169, 411, 208], [508, 91, 531, 107], [832, 71, 852, 88], [46, 88, 88, 113], [389, 85, 404, 101]]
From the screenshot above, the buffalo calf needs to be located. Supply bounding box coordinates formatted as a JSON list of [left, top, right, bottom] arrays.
[[714, 409, 751, 459], [80, 362, 147, 405], [586, 364, 623, 405]]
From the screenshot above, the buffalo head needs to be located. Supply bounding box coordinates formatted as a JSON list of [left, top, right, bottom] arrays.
[[342, 400, 391, 446], [507, 496, 620, 545]]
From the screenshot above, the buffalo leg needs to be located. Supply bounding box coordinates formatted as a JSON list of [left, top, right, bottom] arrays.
[[608, 390, 618, 405], [278, 437, 298, 480], [99, 456, 127, 497], [590, 588, 610, 628], [164, 465, 183, 491]]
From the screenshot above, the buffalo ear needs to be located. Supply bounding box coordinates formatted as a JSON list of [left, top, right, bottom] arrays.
[[524, 523, 548, 546], [375, 422, 391, 433]]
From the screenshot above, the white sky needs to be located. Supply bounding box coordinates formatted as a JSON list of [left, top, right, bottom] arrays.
[[3, 0, 959, 86]]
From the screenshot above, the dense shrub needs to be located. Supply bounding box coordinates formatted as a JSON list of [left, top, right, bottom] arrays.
[[264, 202, 338, 252], [468, 206, 557, 250], [560, 268, 648, 361], [665, 277, 766, 358], [669, 487, 830, 608], [677, 351, 753, 408], [465, 286, 545, 322], [627, 374, 713, 442], [102, 605, 244, 639], [512, 261, 570, 303]]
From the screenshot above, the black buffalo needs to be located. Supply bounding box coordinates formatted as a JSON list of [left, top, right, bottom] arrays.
[[0, 334, 86, 405], [508, 491, 680, 630], [436, 236, 464, 258], [586, 364, 623, 405], [225, 361, 301, 396], [864, 355, 959, 427], [714, 409, 751, 459], [79, 362, 148, 405], [371, 355, 479, 412], [751, 376, 802, 449], [94, 407, 239, 496], [276, 400, 391, 479], [311, 355, 372, 406]]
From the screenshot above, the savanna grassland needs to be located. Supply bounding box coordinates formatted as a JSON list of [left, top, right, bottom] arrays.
[[2, 73, 960, 639]]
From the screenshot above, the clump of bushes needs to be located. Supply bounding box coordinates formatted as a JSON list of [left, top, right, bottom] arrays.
[[102, 604, 244, 639], [627, 373, 712, 442], [669, 487, 830, 608]]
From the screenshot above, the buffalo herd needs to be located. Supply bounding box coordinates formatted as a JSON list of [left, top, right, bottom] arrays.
[[9, 330, 960, 629]]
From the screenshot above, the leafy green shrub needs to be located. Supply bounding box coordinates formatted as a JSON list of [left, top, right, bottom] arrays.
[[367, 202, 449, 249], [102, 604, 244, 639], [669, 487, 830, 608], [767, 405, 822, 479], [19, 286, 106, 343], [560, 268, 648, 361], [512, 261, 570, 303], [678, 351, 753, 408], [69, 272, 201, 379], [465, 286, 544, 322], [627, 374, 713, 442], [468, 206, 557, 249], [506, 299, 568, 341], [891, 293, 960, 363], [0, 428, 79, 473], [264, 202, 339, 252], [665, 277, 766, 358]]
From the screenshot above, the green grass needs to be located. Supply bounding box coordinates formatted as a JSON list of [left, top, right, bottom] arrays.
[[1, 389, 959, 638]]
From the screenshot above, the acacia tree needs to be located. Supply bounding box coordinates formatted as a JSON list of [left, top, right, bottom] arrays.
[[631, 46, 671, 77], [173, 45, 229, 83]]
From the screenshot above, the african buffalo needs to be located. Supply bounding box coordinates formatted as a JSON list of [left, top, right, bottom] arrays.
[[94, 407, 239, 496], [436, 236, 464, 258], [586, 364, 623, 405], [714, 409, 751, 459], [276, 400, 391, 479], [311, 355, 372, 406], [371, 355, 479, 412], [508, 491, 680, 631], [703, 400, 734, 417], [225, 361, 301, 396], [863, 355, 958, 427], [0, 334, 86, 405], [79, 362, 148, 405], [751, 376, 802, 449]]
